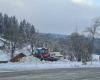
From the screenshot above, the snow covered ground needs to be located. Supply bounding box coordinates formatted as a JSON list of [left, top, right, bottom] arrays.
[[0, 50, 10, 61], [0, 49, 100, 72], [0, 61, 100, 72]]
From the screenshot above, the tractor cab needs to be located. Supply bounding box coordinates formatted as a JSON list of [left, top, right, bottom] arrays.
[[34, 48, 58, 61], [34, 48, 50, 59]]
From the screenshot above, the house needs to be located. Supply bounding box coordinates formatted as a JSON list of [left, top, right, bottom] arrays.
[[50, 52, 63, 59], [0, 50, 10, 63], [10, 53, 26, 62]]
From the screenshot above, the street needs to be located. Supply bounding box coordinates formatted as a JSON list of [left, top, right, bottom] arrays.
[[0, 68, 100, 80]]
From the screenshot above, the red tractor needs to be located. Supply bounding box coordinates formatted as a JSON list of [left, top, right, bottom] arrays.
[[34, 48, 58, 61]]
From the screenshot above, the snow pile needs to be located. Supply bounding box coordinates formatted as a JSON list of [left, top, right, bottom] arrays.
[[20, 56, 41, 63], [92, 54, 100, 61], [59, 58, 70, 62], [0, 50, 10, 61]]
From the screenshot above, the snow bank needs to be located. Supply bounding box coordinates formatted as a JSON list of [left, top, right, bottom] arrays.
[[0, 61, 100, 71], [20, 56, 41, 63], [0, 62, 81, 71]]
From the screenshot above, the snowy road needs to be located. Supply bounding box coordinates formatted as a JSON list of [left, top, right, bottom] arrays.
[[0, 68, 100, 80]]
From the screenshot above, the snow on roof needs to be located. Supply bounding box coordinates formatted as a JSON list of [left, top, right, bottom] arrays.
[[0, 37, 10, 43], [15, 45, 32, 56], [15, 49, 31, 56]]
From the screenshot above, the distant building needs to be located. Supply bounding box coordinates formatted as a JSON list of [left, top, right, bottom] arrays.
[[0, 50, 10, 63]]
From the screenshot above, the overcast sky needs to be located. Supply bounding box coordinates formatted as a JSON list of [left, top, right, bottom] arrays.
[[0, 0, 100, 35]]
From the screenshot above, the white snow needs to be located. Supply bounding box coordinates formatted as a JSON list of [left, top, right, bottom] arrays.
[[92, 54, 100, 61], [0, 41, 4, 47], [0, 37, 10, 43], [0, 47, 100, 71], [20, 56, 41, 63], [0, 61, 100, 71], [15, 45, 31, 56], [0, 50, 10, 61]]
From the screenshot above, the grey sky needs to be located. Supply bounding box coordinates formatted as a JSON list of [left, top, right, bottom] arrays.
[[0, 0, 100, 35]]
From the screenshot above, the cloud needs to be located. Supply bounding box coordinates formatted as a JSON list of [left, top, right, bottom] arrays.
[[71, 0, 94, 6], [0, 0, 25, 8], [0, 0, 100, 34]]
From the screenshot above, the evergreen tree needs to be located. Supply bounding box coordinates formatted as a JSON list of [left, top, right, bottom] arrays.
[[0, 13, 4, 35]]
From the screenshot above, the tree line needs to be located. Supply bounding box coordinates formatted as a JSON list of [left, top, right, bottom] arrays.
[[0, 13, 36, 59]]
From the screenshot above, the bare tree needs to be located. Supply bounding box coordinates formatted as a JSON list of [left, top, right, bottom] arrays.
[[85, 18, 100, 63], [68, 32, 92, 64], [68, 32, 83, 61]]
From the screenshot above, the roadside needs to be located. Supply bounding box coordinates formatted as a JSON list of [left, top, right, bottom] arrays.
[[0, 68, 100, 80]]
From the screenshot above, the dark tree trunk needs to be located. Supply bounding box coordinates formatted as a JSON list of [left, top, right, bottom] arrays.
[[11, 42, 16, 59], [31, 44, 34, 55]]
